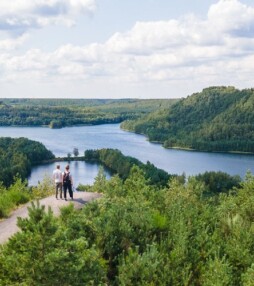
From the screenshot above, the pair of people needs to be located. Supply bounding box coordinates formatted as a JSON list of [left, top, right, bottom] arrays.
[[53, 164, 73, 200]]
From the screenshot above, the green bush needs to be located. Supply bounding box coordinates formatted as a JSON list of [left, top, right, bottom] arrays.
[[0, 202, 107, 285], [1, 167, 254, 285], [118, 244, 166, 286], [0, 178, 31, 218], [0, 195, 14, 218], [30, 174, 55, 199]]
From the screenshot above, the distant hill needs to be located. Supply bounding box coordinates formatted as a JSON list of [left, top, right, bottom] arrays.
[[121, 86, 254, 153], [0, 98, 178, 127]]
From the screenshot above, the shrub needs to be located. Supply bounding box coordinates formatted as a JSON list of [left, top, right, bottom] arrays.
[[0, 178, 30, 218]]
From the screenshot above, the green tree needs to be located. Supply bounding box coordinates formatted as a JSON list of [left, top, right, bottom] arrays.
[[73, 147, 79, 157], [0, 202, 107, 285]]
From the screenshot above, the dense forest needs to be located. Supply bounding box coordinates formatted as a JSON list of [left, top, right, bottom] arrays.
[[0, 166, 253, 285], [0, 98, 177, 128], [84, 148, 172, 187], [0, 137, 54, 186], [121, 86, 254, 153]]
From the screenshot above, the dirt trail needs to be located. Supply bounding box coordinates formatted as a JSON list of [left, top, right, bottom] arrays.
[[0, 192, 101, 245]]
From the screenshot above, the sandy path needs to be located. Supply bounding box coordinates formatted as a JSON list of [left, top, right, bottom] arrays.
[[0, 192, 101, 245]]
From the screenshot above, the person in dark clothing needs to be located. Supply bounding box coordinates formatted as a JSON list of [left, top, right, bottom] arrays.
[[63, 165, 73, 201]]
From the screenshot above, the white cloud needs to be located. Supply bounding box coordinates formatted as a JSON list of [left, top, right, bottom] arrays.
[[0, 0, 96, 33], [208, 0, 254, 36], [0, 34, 29, 50], [58, 63, 85, 76], [0, 0, 254, 97]]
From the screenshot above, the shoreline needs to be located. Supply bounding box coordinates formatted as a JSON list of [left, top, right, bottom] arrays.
[[121, 127, 254, 156], [0, 122, 122, 129], [1, 123, 254, 156], [35, 156, 87, 165]]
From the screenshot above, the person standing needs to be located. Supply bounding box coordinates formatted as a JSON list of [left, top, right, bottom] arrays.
[[63, 164, 73, 201], [53, 164, 63, 199]]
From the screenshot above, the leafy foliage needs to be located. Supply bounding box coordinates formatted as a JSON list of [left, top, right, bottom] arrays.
[[0, 166, 254, 286], [0, 175, 55, 219], [84, 148, 172, 187], [30, 174, 55, 200], [0, 202, 107, 285], [195, 171, 241, 196], [0, 178, 30, 218], [121, 86, 254, 153], [0, 137, 54, 186], [1, 166, 253, 285]]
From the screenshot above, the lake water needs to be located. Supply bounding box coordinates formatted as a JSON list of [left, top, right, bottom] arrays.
[[30, 160, 111, 187], [0, 124, 253, 185]]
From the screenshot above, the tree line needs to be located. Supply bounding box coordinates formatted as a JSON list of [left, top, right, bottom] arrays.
[[84, 148, 174, 187], [0, 98, 177, 128]]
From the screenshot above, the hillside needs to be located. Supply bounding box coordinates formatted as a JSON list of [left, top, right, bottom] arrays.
[[121, 86, 254, 153]]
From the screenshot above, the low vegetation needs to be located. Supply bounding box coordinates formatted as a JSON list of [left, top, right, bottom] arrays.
[[0, 175, 55, 218], [0, 167, 253, 285]]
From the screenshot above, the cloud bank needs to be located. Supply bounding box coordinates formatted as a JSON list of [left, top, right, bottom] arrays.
[[0, 0, 254, 98], [0, 0, 96, 33]]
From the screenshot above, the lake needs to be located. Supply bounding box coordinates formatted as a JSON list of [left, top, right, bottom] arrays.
[[29, 160, 111, 187], [0, 124, 253, 185]]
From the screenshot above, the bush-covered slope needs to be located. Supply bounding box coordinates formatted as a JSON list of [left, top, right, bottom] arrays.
[[0, 167, 253, 285], [121, 86, 254, 153]]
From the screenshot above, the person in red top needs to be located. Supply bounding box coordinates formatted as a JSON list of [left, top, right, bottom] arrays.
[[63, 164, 73, 201]]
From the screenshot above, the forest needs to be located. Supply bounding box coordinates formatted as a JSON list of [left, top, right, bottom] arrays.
[[0, 98, 177, 128], [84, 148, 172, 187], [0, 165, 253, 285], [121, 86, 254, 153], [0, 137, 54, 186]]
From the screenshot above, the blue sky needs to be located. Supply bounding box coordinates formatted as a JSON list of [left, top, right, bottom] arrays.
[[0, 0, 254, 99]]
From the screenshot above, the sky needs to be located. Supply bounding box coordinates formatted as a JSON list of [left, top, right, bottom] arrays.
[[0, 0, 254, 99]]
